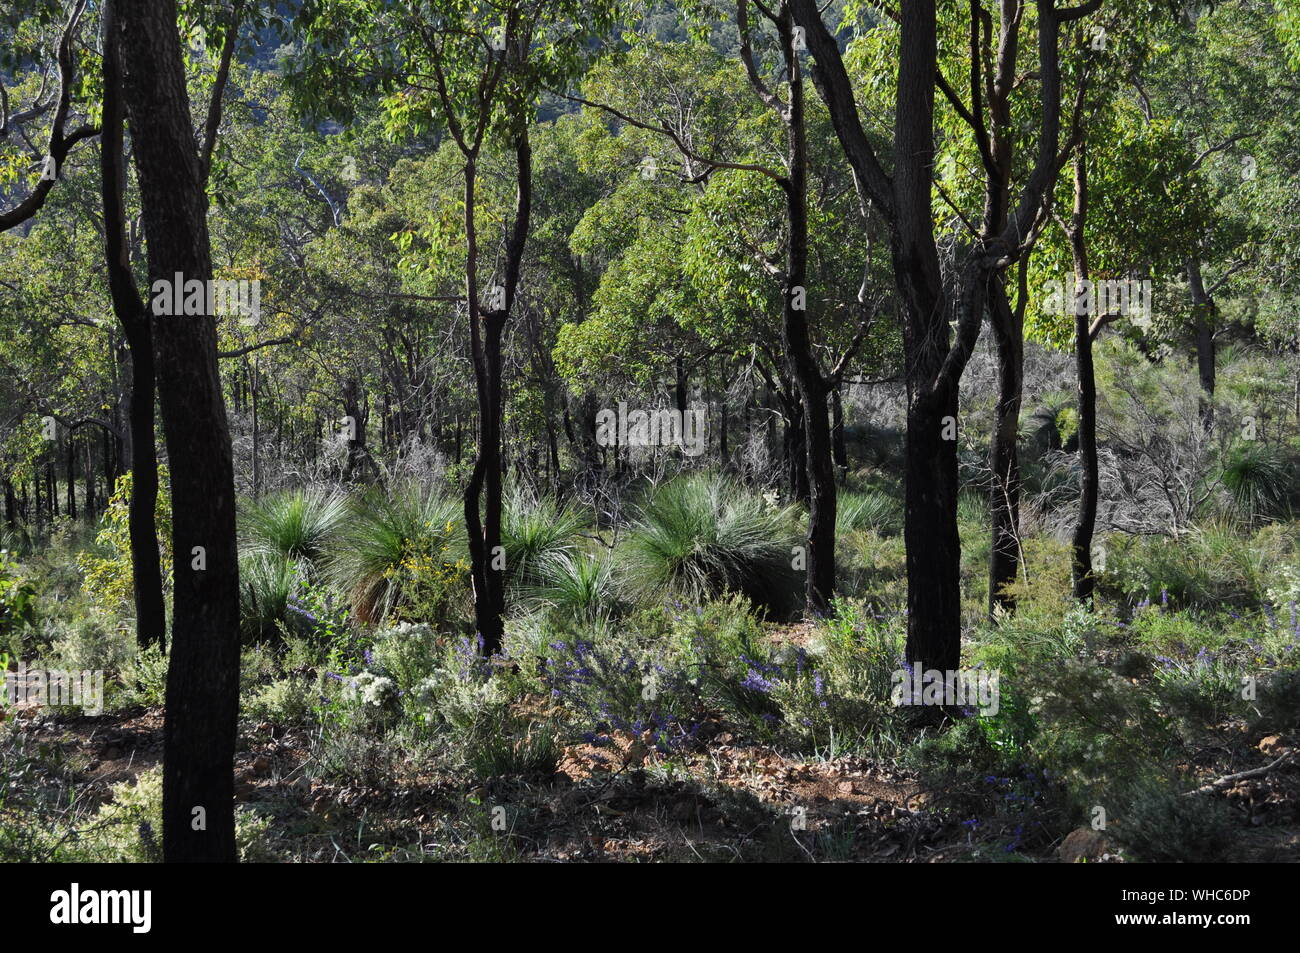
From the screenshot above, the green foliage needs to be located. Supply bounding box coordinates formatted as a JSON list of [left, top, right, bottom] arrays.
[[0, 549, 36, 651], [835, 489, 903, 537], [622, 473, 798, 610], [501, 488, 585, 591], [329, 484, 468, 626], [75, 469, 173, 615], [240, 487, 348, 571], [532, 550, 624, 622], [1220, 442, 1295, 525]]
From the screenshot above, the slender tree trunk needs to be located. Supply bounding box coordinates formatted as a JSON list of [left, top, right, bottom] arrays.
[[64, 439, 76, 520], [116, 0, 240, 863], [463, 131, 531, 656], [831, 384, 848, 481], [1187, 258, 1216, 423], [1066, 150, 1099, 603], [987, 280, 1023, 617], [777, 12, 835, 615], [101, 12, 166, 650]]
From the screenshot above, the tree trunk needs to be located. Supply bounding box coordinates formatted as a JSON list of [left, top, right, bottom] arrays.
[[462, 130, 532, 656], [1187, 258, 1216, 423], [65, 437, 76, 520], [101, 10, 166, 651], [777, 12, 835, 616], [831, 384, 848, 481], [987, 280, 1023, 617], [1066, 150, 1099, 604], [116, 0, 240, 863]]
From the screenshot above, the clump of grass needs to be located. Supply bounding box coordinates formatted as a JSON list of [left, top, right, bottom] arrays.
[[502, 488, 586, 592], [240, 487, 347, 572], [534, 550, 624, 621], [239, 552, 304, 644], [621, 473, 797, 610], [836, 489, 903, 536], [329, 483, 465, 625], [1220, 442, 1294, 526]]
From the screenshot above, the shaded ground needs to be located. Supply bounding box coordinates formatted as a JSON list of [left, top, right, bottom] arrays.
[[6, 702, 1296, 863]]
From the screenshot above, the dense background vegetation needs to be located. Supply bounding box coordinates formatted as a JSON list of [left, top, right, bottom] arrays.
[[1, 0, 1298, 862]]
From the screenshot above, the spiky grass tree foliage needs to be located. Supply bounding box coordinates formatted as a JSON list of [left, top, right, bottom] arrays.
[[329, 483, 466, 625], [622, 473, 798, 610], [836, 489, 903, 537], [534, 550, 624, 622], [502, 488, 586, 592], [238, 552, 303, 644], [1220, 442, 1293, 525], [240, 487, 348, 573]]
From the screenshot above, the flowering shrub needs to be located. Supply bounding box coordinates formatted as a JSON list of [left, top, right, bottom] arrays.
[[538, 616, 702, 751], [75, 469, 172, 615]]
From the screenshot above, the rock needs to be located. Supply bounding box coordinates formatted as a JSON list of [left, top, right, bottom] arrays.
[[1059, 828, 1109, 864], [1258, 735, 1285, 755]]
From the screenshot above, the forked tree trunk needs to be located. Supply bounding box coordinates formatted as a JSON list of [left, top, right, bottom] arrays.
[[101, 9, 166, 651], [116, 0, 241, 863], [463, 131, 531, 656]]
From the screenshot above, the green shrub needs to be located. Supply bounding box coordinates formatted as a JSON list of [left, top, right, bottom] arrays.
[[75, 469, 172, 615], [240, 486, 348, 572], [773, 600, 907, 754], [330, 484, 468, 626], [67, 768, 273, 863], [621, 473, 798, 611], [533, 550, 624, 622], [1108, 779, 1237, 862], [239, 552, 307, 644], [244, 675, 318, 724], [120, 644, 169, 708], [1219, 442, 1295, 525], [502, 488, 585, 592]]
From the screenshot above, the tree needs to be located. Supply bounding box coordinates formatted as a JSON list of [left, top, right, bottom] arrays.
[[790, 0, 1101, 670], [114, 0, 241, 862]]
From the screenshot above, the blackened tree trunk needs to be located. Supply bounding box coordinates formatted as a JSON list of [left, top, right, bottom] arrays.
[[1064, 150, 1099, 603], [101, 6, 166, 650], [341, 377, 370, 482], [65, 440, 76, 520], [463, 132, 531, 656], [115, 0, 241, 863], [776, 11, 835, 616], [1187, 258, 1216, 423], [987, 280, 1024, 616]]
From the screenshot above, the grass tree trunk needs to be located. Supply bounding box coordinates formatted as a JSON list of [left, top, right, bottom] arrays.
[[116, 0, 241, 863], [100, 7, 166, 651]]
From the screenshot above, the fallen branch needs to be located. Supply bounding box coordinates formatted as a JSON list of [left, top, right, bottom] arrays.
[[1183, 751, 1294, 796]]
